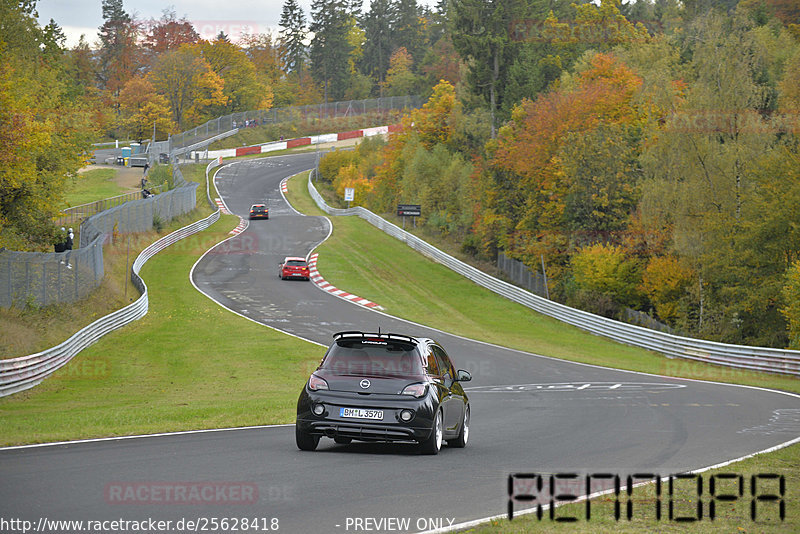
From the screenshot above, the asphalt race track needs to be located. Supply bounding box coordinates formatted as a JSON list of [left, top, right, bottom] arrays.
[[2, 153, 800, 533]]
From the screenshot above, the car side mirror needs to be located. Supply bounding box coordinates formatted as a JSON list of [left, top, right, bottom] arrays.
[[456, 369, 472, 382]]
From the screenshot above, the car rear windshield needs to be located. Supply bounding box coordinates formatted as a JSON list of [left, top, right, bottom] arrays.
[[251, 206, 266, 212], [286, 260, 306, 266], [321, 339, 424, 377]]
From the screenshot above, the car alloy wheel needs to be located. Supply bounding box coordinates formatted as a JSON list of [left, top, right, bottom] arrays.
[[420, 409, 443, 455], [448, 405, 469, 448]]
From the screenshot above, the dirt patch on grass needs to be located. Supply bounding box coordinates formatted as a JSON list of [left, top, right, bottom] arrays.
[[314, 136, 377, 150], [78, 164, 144, 192], [114, 167, 145, 191]]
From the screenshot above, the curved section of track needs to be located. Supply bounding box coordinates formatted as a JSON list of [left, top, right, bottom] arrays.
[[2, 154, 799, 533]]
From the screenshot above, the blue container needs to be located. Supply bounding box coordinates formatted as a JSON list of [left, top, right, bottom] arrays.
[[121, 147, 132, 157]]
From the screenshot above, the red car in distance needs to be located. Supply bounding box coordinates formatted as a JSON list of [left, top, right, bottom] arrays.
[[279, 256, 310, 281]]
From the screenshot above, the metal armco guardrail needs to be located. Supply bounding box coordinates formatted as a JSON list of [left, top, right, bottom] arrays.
[[307, 174, 800, 377], [0, 209, 220, 397]]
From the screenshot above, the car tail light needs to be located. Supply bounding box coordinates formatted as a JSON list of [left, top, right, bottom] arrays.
[[401, 383, 427, 398], [308, 375, 329, 391]]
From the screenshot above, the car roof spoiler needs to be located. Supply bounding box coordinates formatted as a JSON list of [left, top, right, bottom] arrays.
[[333, 331, 418, 344]]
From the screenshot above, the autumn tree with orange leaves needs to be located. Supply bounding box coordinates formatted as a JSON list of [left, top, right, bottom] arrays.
[[478, 52, 646, 271]]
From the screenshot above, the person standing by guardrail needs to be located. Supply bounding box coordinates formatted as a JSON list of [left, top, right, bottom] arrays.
[[64, 228, 74, 269]]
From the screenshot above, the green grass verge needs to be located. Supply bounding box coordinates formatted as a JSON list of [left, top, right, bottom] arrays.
[[65, 168, 127, 206], [287, 171, 326, 216], [0, 213, 323, 445], [285, 171, 800, 533]]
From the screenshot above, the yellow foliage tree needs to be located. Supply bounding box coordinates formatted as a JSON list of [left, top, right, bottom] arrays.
[[571, 242, 642, 308], [403, 80, 462, 149], [333, 163, 373, 205], [382, 47, 418, 97], [118, 77, 176, 141], [781, 260, 800, 349], [201, 37, 273, 113], [149, 44, 227, 128], [641, 255, 695, 323]]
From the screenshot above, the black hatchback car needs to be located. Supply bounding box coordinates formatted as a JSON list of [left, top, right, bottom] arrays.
[[296, 331, 471, 454], [249, 204, 269, 219]]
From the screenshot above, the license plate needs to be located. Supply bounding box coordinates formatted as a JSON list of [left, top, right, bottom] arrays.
[[340, 408, 383, 420]]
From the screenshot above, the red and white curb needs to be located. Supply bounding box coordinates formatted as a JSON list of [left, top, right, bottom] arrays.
[[196, 124, 403, 160], [229, 217, 247, 235], [214, 198, 230, 214], [280, 178, 289, 194], [307, 254, 384, 310]]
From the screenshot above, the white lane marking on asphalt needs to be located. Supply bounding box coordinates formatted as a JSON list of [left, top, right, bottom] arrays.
[[466, 382, 687, 392], [0, 424, 296, 451], [739, 409, 800, 435]]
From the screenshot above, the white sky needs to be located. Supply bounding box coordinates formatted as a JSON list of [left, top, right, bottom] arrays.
[[35, 0, 438, 48]]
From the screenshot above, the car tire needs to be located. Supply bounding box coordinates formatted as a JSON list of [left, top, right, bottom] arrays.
[[295, 425, 319, 451], [447, 405, 469, 448], [333, 436, 352, 445], [419, 409, 443, 455]]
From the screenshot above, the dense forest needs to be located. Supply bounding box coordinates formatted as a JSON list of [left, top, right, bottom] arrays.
[[2, 0, 800, 348]]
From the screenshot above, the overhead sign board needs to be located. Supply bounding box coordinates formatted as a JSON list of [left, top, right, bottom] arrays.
[[397, 204, 421, 217]]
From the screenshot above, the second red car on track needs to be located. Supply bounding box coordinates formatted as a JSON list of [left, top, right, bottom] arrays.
[[279, 257, 310, 281]]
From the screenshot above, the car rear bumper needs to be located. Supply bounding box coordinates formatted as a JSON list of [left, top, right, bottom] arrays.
[[298, 419, 428, 442], [281, 271, 309, 279], [297, 390, 436, 443]]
